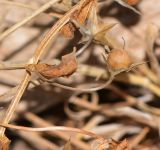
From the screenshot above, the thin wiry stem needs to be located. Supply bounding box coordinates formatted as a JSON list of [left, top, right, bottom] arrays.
[[0, 0, 63, 18], [0, 123, 104, 140], [18, 131, 59, 149], [25, 112, 90, 150], [0, 61, 27, 70], [0, 0, 37, 10], [76, 36, 93, 56], [0, 74, 31, 136], [0, 0, 60, 41], [49, 75, 114, 92]]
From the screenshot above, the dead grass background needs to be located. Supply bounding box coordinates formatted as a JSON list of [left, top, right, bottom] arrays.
[[0, 0, 160, 149]]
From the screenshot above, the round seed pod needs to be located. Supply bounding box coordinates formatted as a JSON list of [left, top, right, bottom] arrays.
[[107, 49, 132, 71], [123, 0, 140, 5]]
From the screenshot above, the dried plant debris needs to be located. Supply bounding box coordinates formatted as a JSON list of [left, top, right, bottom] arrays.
[[61, 0, 94, 38], [0, 0, 160, 149], [26, 50, 78, 78]]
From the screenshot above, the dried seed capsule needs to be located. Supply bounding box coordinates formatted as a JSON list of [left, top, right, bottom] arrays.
[[107, 49, 132, 71], [123, 0, 140, 5]]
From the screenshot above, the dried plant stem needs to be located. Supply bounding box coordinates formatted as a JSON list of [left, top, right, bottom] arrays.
[[32, 0, 91, 62], [1, 63, 160, 98], [0, 74, 31, 136], [76, 36, 93, 56], [137, 102, 160, 116], [0, 0, 60, 41], [0, 61, 27, 70], [0, 0, 60, 135], [79, 64, 160, 97], [0, 86, 18, 102], [117, 73, 160, 97], [0, 0, 62, 19], [139, 65, 160, 84], [50, 74, 114, 92], [145, 24, 160, 77], [0, 1, 38, 10], [0, 0, 94, 137], [77, 115, 105, 139], [0, 123, 103, 140], [129, 127, 149, 148], [18, 131, 59, 150], [25, 112, 90, 150], [108, 85, 160, 116], [69, 97, 157, 128]]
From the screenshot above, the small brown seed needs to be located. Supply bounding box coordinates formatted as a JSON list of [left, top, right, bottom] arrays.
[[107, 49, 132, 71]]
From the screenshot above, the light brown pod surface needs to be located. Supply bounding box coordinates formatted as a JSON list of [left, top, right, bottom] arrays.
[[107, 49, 132, 71], [123, 0, 140, 5]]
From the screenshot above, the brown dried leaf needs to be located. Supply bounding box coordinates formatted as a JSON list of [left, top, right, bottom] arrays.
[[26, 50, 78, 79], [60, 0, 94, 38]]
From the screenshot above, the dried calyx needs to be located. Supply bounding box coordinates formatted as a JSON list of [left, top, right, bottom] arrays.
[[26, 49, 78, 79], [105, 48, 146, 75]]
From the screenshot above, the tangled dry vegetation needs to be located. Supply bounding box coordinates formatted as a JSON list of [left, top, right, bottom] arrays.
[[0, 0, 160, 149]]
